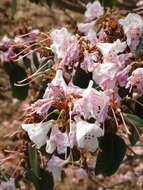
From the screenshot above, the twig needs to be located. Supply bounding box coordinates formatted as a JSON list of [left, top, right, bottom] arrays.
[[54, 0, 86, 13], [101, 180, 130, 190], [123, 154, 143, 163]]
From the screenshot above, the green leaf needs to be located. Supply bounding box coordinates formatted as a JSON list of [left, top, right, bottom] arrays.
[[73, 64, 92, 89], [26, 169, 54, 190], [39, 169, 54, 190], [95, 133, 127, 176], [29, 145, 40, 178], [129, 128, 140, 146], [32, 52, 39, 69], [101, 0, 117, 7], [136, 38, 143, 52], [4, 61, 29, 100], [46, 0, 53, 7], [26, 170, 40, 190], [11, 0, 17, 18], [23, 57, 31, 69], [123, 113, 143, 127]]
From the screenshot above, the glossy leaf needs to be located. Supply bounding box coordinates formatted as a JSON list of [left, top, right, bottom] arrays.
[[129, 128, 140, 146], [73, 64, 92, 88], [100, 0, 117, 7], [11, 0, 17, 18], [29, 145, 40, 178], [26, 170, 40, 190], [136, 38, 143, 53], [39, 169, 54, 190], [95, 133, 127, 176], [46, 0, 53, 7], [123, 113, 143, 127], [32, 52, 39, 69], [26, 169, 54, 190], [23, 57, 31, 69], [4, 61, 29, 100]]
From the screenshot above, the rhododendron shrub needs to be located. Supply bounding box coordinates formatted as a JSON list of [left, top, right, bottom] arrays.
[[1, 1, 143, 189]]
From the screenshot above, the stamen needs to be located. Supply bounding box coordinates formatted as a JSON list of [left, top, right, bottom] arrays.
[[111, 107, 119, 128], [120, 112, 131, 135]]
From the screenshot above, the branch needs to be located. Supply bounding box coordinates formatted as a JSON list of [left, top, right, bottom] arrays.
[[101, 180, 130, 190], [123, 154, 143, 163], [54, 0, 86, 13]]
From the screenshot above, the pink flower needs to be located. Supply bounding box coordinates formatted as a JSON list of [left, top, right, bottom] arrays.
[[75, 168, 88, 179], [137, 1, 143, 7], [48, 155, 68, 178], [46, 125, 69, 154], [80, 50, 97, 72], [43, 70, 67, 98], [0, 48, 14, 62], [73, 81, 109, 122], [85, 29, 97, 46], [0, 35, 10, 49], [85, 1, 104, 21], [60, 42, 80, 67], [93, 61, 120, 90], [77, 21, 96, 34], [116, 65, 132, 87], [50, 27, 76, 59], [126, 68, 143, 93], [119, 13, 143, 50], [0, 178, 15, 190], [92, 52, 132, 90], [30, 98, 54, 115]]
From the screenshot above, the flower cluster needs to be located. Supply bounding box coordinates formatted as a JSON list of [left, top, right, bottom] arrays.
[[1, 0, 143, 187]]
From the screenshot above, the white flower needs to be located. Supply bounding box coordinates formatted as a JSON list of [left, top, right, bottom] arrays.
[[48, 156, 68, 179], [50, 27, 76, 59], [119, 13, 143, 34], [96, 39, 127, 58], [85, 1, 104, 21], [76, 119, 104, 152], [22, 121, 53, 149], [119, 13, 143, 50], [0, 178, 15, 190]]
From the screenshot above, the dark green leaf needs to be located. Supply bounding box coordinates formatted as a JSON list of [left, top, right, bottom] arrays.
[[32, 52, 39, 69], [4, 61, 29, 100], [40, 169, 54, 190], [95, 133, 127, 176], [29, 145, 40, 178], [11, 0, 17, 18], [23, 57, 31, 69], [136, 38, 143, 53], [26, 169, 54, 190], [123, 113, 143, 127], [129, 128, 140, 146], [101, 0, 117, 7], [73, 64, 92, 88], [46, 0, 53, 7], [26, 170, 40, 190]]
